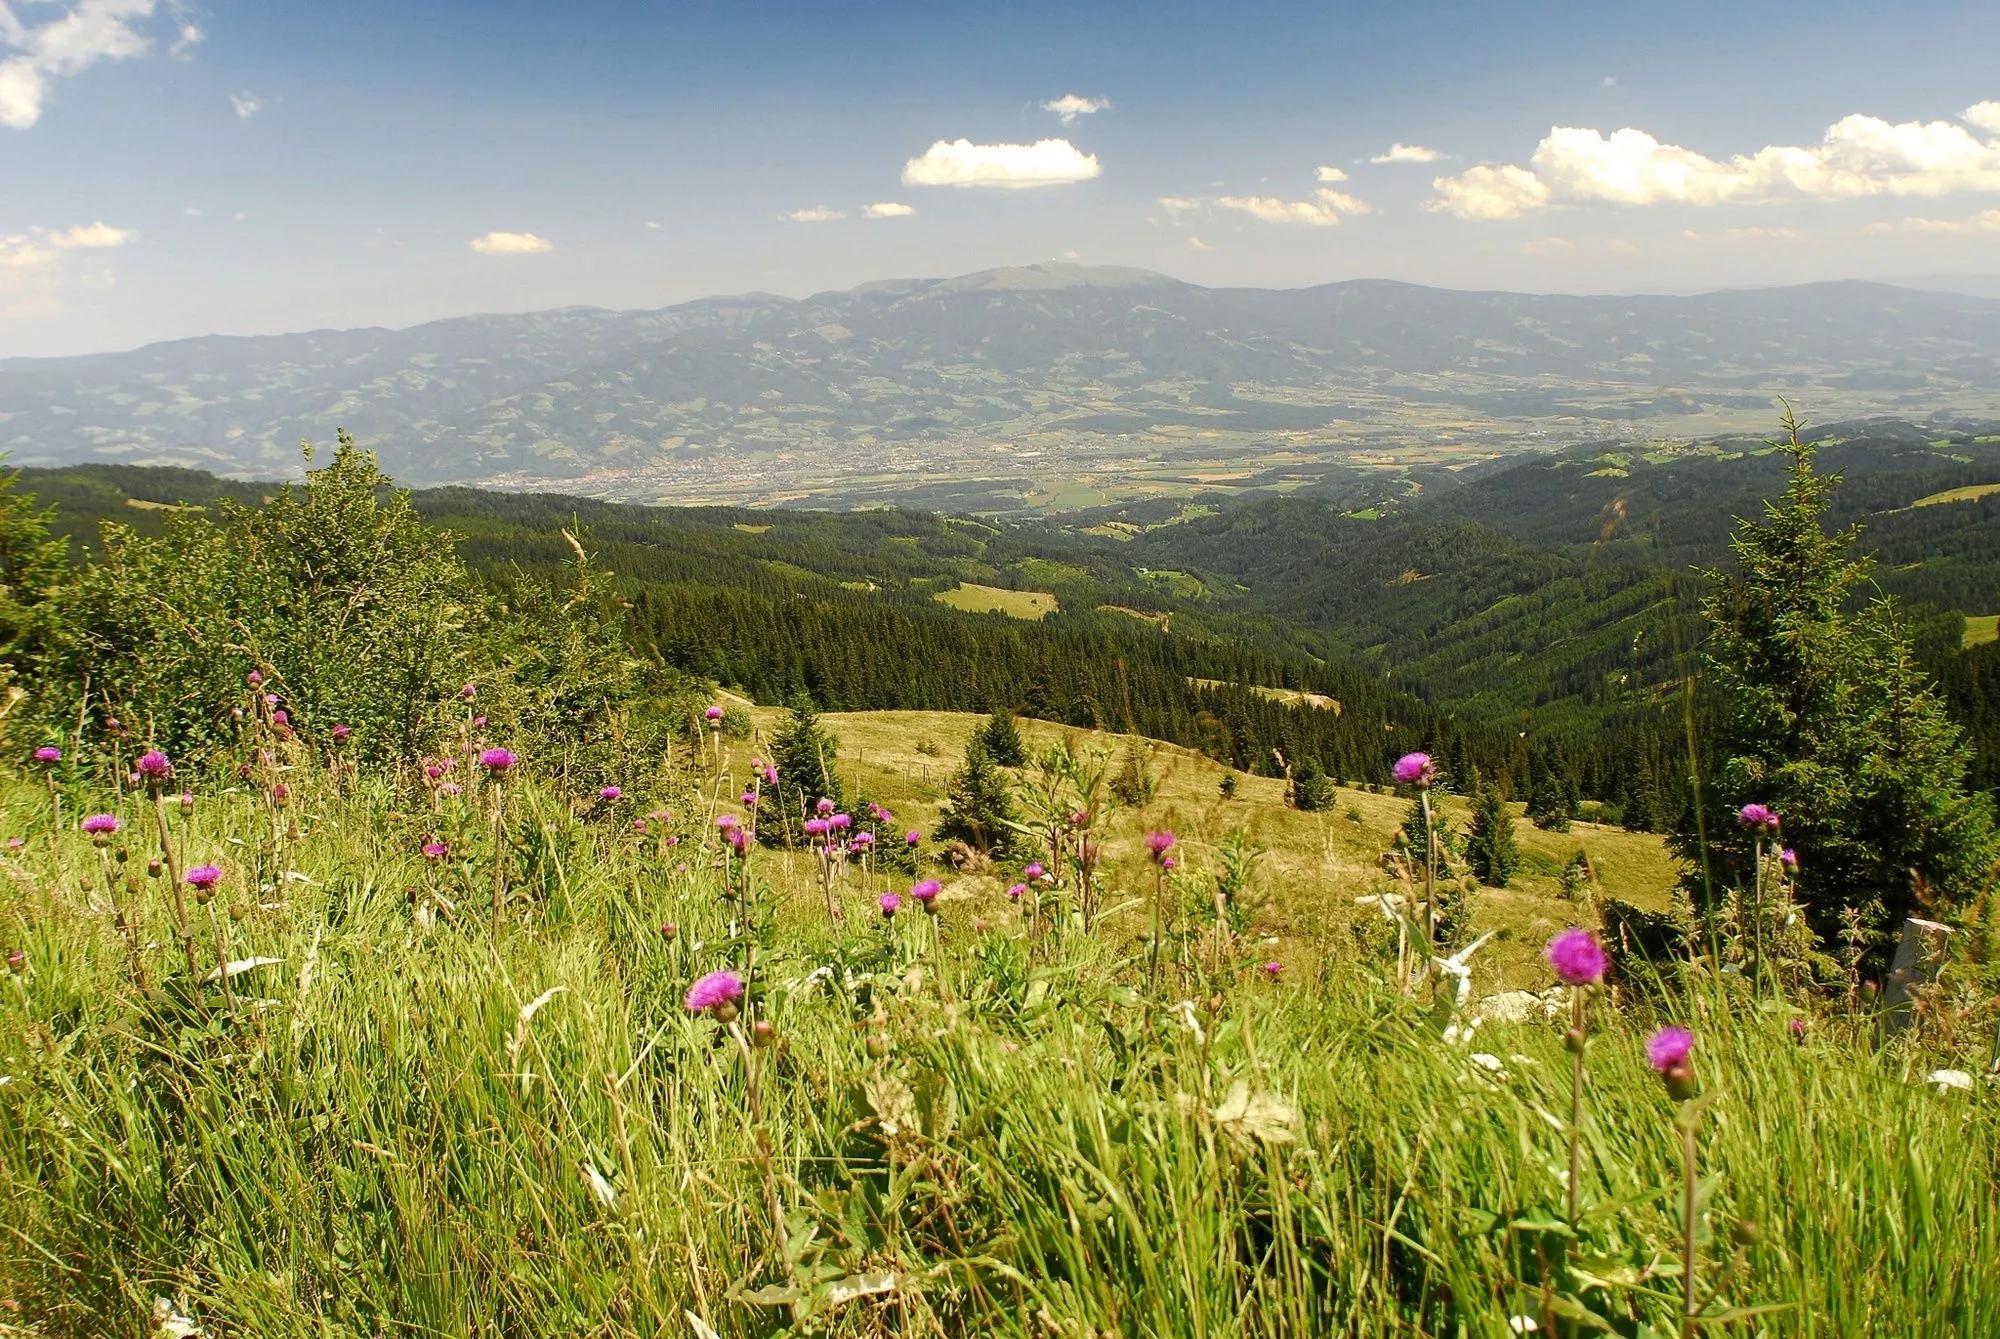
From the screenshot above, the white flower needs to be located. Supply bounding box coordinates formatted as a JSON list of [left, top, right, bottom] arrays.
[[1508, 1316, 1539, 1334], [1927, 1069, 1974, 1093]]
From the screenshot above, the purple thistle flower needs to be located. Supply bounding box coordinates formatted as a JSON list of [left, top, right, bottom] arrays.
[[81, 813, 119, 835], [1546, 928, 1608, 987], [716, 813, 739, 829], [725, 825, 749, 852], [1144, 830, 1178, 862], [1779, 847, 1799, 870], [852, 830, 874, 848], [421, 841, 449, 860], [904, 829, 920, 847], [740, 790, 758, 807], [1006, 882, 1026, 901], [245, 670, 262, 686], [438, 782, 462, 798], [185, 863, 222, 890], [461, 682, 477, 701], [1161, 856, 1177, 872], [471, 714, 487, 730], [763, 765, 779, 785], [704, 704, 723, 721], [803, 818, 830, 837], [815, 797, 836, 815], [1736, 803, 1779, 834], [32, 746, 60, 764], [478, 747, 517, 773], [830, 812, 852, 830], [911, 879, 941, 905], [1264, 960, 1284, 977], [1024, 861, 1046, 881], [1646, 1025, 1695, 1073], [879, 892, 901, 918], [683, 969, 744, 1015], [135, 750, 172, 781], [331, 724, 351, 742], [1789, 1017, 1807, 1039], [1392, 752, 1436, 786], [598, 785, 622, 802], [272, 709, 290, 727]]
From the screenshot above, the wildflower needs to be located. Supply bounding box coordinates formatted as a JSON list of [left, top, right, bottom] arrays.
[[684, 969, 744, 1019], [331, 724, 351, 743], [1024, 861, 1046, 881], [1779, 847, 1799, 870], [438, 782, 462, 798], [1264, 960, 1283, 977], [598, 785, 622, 802], [815, 797, 836, 815], [829, 812, 852, 830], [716, 813, 739, 830], [1006, 882, 1026, 901], [461, 682, 476, 701], [135, 750, 172, 784], [421, 841, 449, 860], [33, 746, 60, 764], [81, 813, 120, 836], [803, 818, 829, 837], [631, 817, 647, 832], [272, 709, 290, 727], [425, 763, 445, 782], [478, 747, 517, 773], [853, 830, 874, 848], [1545, 928, 1608, 987], [1647, 1025, 1697, 1100], [1392, 751, 1436, 786], [1736, 802, 1780, 834], [725, 825, 749, 853], [740, 790, 757, 806], [704, 705, 723, 721], [879, 892, 901, 918], [1144, 830, 1178, 862], [660, 922, 678, 940], [471, 715, 488, 730], [1160, 856, 1177, 872], [904, 829, 920, 847], [763, 765, 779, 785], [1789, 1017, 1807, 1041], [246, 670, 263, 686], [5, 838, 21, 851], [185, 864, 223, 891], [911, 879, 941, 910]]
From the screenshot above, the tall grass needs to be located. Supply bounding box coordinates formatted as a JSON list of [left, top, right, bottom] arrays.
[[0, 767, 1993, 1336]]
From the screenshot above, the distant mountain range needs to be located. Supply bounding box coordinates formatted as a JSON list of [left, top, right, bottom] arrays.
[[5, 263, 2000, 496]]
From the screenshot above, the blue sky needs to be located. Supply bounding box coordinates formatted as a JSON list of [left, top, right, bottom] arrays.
[[3, 0, 1999, 356]]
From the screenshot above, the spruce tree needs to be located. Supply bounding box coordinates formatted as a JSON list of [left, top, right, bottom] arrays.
[[936, 737, 1018, 857], [766, 695, 843, 847], [1682, 409, 1999, 940], [1464, 777, 1520, 887], [978, 706, 1027, 767]]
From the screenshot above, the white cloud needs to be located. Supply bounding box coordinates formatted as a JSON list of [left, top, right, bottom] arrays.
[[1863, 208, 2000, 235], [1157, 195, 1201, 214], [0, 234, 57, 273], [1214, 186, 1372, 226], [1315, 165, 1348, 182], [1042, 93, 1109, 125], [1604, 238, 1640, 254], [228, 90, 260, 118], [169, 20, 200, 56], [0, 0, 168, 130], [644, 220, 661, 230], [1519, 236, 1575, 255], [1677, 225, 1806, 243], [46, 220, 134, 247], [468, 230, 552, 255], [902, 137, 1101, 189], [1963, 101, 2000, 135], [862, 201, 915, 218], [1601, 75, 1618, 89], [784, 206, 846, 222], [1187, 235, 1212, 251], [1430, 104, 2000, 219], [1427, 163, 1550, 219], [1369, 143, 1442, 164]]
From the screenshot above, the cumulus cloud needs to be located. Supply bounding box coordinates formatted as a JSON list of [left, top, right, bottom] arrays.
[[1214, 187, 1371, 226], [1315, 165, 1348, 182], [902, 137, 1101, 188], [1187, 235, 1212, 251], [169, 20, 201, 56], [468, 230, 552, 255], [0, 0, 170, 130], [1427, 164, 1550, 220], [862, 201, 915, 218], [1157, 195, 1201, 214], [1519, 236, 1575, 255], [0, 234, 57, 273], [784, 206, 846, 222], [228, 90, 260, 118], [1963, 101, 2000, 135], [1369, 143, 1441, 164], [1042, 93, 1108, 125], [1677, 225, 1806, 243], [1429, 103, 2000, 219], [1863, 208, 2000, 235], [46, 220, 134, 247]]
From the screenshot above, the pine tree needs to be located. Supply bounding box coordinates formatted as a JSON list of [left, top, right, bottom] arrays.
[[766, 695, 843, 847], [1680, 408, 2000, 940], [936, 737, 1018, 857], [1463, 777, 1520, 887], [978, 706, 1027, 767]]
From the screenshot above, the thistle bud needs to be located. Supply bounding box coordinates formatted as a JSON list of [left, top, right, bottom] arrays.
[[146, 858, 162, 878], [229, 902, 247, 922], [751, 1018, 776, 1047], [5, 949, 23, 973], [865, 1032, 890, 1059], [1564, 1027, 1587, 1055], [113, 844, 129, 864], [659, 922, 678, 941]]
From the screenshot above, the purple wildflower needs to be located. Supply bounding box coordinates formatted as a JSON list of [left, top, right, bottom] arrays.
[[32, 746, 60, 764], [904, 829, 920, 847], [1736, 803, 1780, 834], [815, 797, 836, 816], [421, 841, 449, 859], [478, 747, 517, 773], [1392, 752, 1436, 786], [1779, 847, 1799, 870], [1144, 830, 1178, 862], [331, 724, 351, 742], [185, 864, 222, 890], [911, 879, 941, 905], [81, 813, 120, 835], [1006, 882, 1026, 901], [879, 892, 901, 918], [1024, 861, 1046, 881], [135, 750, 172, 782], [683, 969, 744, 1015], [1264, 960, 1284, 977], [1647, 1026, 1695, 1073], [704, 705, 723, 721], [438, 782, 462, 798], [598, 786, 622, 802], [1546, 928, 1608, 987]]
